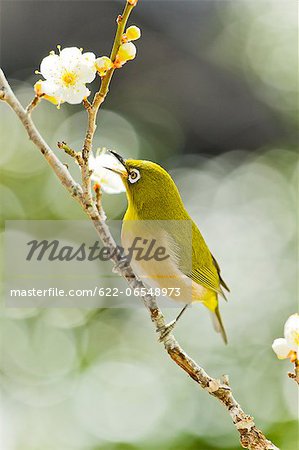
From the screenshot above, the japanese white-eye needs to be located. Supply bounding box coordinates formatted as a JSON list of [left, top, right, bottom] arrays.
[[106, 151, 229, 343]]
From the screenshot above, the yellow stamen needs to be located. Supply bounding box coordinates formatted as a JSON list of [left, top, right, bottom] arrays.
[[61, 71, 77, 86]]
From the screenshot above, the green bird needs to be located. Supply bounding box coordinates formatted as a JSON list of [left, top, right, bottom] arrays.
[[106, 151, 229, 343]]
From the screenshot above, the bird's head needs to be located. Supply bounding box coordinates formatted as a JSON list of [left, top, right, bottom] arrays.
[[105, 151, 183, 217]]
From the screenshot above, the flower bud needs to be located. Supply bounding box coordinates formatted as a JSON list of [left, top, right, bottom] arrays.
[[115, 43, 137, 67], [128, 0, 138, 6], [35, 47, 95, 106], [125, 26, 141, 41], [272, 338, 292, 360], [95, 56, 113, 76]]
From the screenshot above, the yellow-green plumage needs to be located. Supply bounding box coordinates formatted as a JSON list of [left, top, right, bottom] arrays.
[[109, 156, 229, 343]]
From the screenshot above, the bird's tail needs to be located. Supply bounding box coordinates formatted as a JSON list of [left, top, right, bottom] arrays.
[[210, 305, 228, 344]]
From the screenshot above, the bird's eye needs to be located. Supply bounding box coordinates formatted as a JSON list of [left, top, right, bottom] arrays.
[[128, 168, 140, 184]]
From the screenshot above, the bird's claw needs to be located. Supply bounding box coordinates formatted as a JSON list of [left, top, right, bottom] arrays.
[[157, 320, 176, 342]]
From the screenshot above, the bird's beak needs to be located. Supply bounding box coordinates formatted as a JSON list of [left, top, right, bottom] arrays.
[[104, 151, 128, 178]]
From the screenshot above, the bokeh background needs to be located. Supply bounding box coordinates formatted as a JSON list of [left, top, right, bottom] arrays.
[[0, 1, 298, 449]]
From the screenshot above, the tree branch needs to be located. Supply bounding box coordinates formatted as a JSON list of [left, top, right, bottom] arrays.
[[0, 10, 279, 448], [81, 1, 135, 203], [93, 183, 106, 221]]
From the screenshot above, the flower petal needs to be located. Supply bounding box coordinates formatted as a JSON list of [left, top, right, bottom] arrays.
[[40, 54, 62, 79], [59, 47, 83, 67], [90, 153, 126, 194], [34, 80, 62, 105], [78, 52, 97, 82], [272, 338, 292, 359], [37, 80, 61, 97], [76, 63, 96, 83], [95, 152, 126, 172], [61, 83, 90, 104], [82, 52, 96, 66], [97, 173, 126, 194], [60, 51, 96, 83]]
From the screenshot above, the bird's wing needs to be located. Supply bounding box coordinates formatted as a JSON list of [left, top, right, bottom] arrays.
[[211, 254, 230, 293], [163, 221, 226, 299], [188, 264, 224, 297]]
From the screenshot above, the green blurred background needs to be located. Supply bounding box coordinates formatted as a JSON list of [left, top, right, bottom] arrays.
[[0, 1, 298, 449]]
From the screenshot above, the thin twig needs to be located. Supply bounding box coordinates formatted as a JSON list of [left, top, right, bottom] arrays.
[[93, 183, 106, 221], [26, 95, 41, 115], [81, 1, 135, 205], [57, 141, 84, 166]]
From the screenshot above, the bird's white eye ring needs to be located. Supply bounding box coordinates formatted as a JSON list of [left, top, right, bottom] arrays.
[[128, 168, 140, 184]]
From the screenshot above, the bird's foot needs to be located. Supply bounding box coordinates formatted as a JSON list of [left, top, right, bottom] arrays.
[[157, 320, 176, 342], [112, 256, 129, 275]]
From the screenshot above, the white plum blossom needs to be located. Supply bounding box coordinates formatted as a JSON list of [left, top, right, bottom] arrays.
[[272, 313, 299, 360], [89, 151, 126, 194], [35, 47, 97, 105]]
